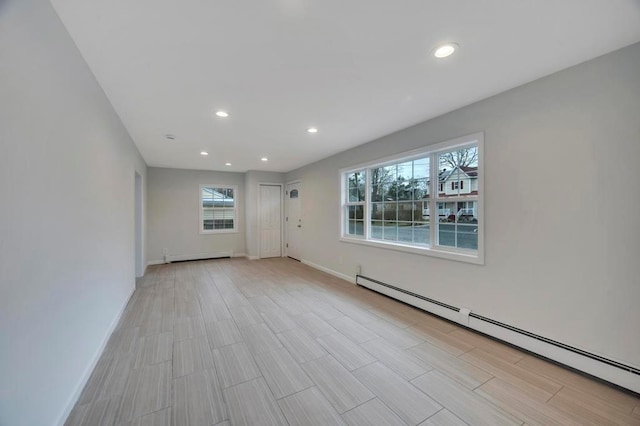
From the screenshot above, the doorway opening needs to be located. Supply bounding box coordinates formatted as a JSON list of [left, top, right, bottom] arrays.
[[285, 181, 302, 261]]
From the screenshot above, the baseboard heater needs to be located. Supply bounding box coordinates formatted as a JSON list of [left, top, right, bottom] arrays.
[[356, 274, 640, 384], [166, 252, 232, 263]]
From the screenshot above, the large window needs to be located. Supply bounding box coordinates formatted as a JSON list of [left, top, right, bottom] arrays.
[[341, 133, 483, 263], [200, 185, 237, 233]]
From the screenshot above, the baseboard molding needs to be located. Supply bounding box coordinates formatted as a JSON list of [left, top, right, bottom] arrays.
[[147, 259, 165, 266], [232, 252, 246, 258], [357, 275, 640, 394], [301, 259, 356, 283], [57, 285, 136, 426], [247, 255, 260, 260]]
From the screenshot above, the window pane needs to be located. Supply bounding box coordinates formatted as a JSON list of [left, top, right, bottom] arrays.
[[383, 221, 397, 241], [396, 178, 412, 201], [371, 220, 383, 239], [397, 222, 413, 243], [382, 202, 397, 221], [347, 171, 365, 202], [371, 166, 394, 200], [397, 202, 414, 222], [371, 203, 383, 221], [348, 205, 363, 220], [413, 158, 429, 179], [413, 179, 429, 200], [382, 183, 397, 201], [437, 201, 478, 250], [438, 146, 479, 199], [413, 222, 429, 245], [396, 161, 412, 180], [348, 220, 364, 236], [202, 188, 214, 208], [371, 184, 384, 202]]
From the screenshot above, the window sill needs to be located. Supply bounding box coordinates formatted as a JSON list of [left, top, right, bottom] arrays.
[[339, 236, 484, 265], [200, 229, 238, 235]]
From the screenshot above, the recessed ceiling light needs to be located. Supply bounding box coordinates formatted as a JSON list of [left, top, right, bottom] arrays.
[[225, 162, 232, 166], [200, 151, 209, 156], [215, 111, 229, 118], [307, 127, 319, 133], [165, 134, 176, 140], [433, 43, 458, 59], [261, 157, 268, 162]]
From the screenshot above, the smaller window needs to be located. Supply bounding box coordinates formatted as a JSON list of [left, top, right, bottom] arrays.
[[200, 185, 238, 234], [289, 189, 299, 198], [452, 182, 459, 190]]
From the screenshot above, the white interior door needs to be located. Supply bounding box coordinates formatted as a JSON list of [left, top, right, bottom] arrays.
[[285, 182, 302, 260], [259, 184, 282, 258]]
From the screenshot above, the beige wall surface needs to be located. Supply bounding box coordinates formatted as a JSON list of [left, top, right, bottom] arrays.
[[287, 43, 640, 371], [0, 0, 148, 424]]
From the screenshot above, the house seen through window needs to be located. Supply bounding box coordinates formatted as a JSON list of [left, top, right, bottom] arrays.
[[341, 134, 482, 263]]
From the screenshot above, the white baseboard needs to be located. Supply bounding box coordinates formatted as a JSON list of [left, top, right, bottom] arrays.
[[301, 259, 356, 284], [247, 255, 260, 260], [232, 252, 247, 258], [147, 259, 165, 266], [358, 277, 640, 394], [57, 285, 136, 426]]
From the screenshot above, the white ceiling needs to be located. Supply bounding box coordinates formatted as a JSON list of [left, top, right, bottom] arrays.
[[50, 0, 640, 173]]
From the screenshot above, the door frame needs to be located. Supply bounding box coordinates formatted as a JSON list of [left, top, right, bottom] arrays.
[[134, 171, 144, 277], [257, 182, 284, 259], [284, 180, 301, 259]]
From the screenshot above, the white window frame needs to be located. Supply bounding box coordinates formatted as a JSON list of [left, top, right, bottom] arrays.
[[199, 184, 238, 234], [343, 170, 366, 238], [339, 132, 484, 265]]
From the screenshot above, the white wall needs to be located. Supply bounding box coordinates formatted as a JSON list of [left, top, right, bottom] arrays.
[[244, 170, 286, 259], [0, 0, 147, 424], [287, 43, 640, 379], [147, 167, 246, 262]]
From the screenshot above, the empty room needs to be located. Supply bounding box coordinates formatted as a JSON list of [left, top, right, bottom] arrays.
[[2, 0, 640, 425]]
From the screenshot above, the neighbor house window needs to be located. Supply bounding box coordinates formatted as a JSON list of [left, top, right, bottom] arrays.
[[200, 185, 237, 233], [340, 133, 483, 264]]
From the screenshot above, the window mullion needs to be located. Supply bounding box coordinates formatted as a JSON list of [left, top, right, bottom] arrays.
[[430, 153, 437, 248], [365, 169, 371, 240]]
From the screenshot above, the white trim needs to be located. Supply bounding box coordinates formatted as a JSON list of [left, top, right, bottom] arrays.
[[147, 259, 165, 266], [199, 184, 239, 234], [247, 255, 260, 260], [257, 182, 284, 259], [357, 277, 640, 394], [339, 132, 484, 175], [231, 252, 247, 258], [340, 236, 483, 265], [284, 181, 302, 259], [58, 285, 135, 426], [301, 258, 356, 283]]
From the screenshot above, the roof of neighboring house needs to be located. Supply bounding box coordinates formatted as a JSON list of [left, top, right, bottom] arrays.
[[439, 166, 478, 182]]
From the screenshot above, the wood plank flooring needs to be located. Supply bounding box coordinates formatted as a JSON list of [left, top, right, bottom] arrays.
[[66, 257, 640, 426]]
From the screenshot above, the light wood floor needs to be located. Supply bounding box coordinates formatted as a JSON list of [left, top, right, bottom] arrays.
[[66, 257, 640, 426]]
